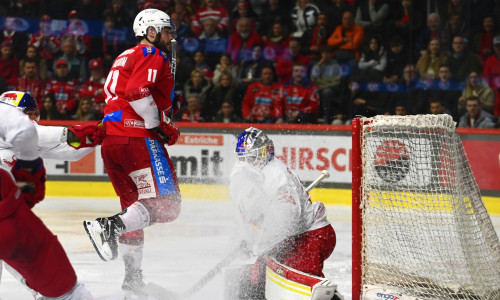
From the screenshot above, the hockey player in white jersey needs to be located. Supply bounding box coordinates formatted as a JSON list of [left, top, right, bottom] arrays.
[[0, 91, 105, 173], [229, 127, 337, 299], [0, 91, 103, 298], [0, 101, 93, 299]]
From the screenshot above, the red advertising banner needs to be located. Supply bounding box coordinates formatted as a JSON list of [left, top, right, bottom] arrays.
[[462, 140, 500, 191]]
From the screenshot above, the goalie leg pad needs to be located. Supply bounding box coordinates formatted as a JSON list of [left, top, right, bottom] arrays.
[[265, 257, 342, 300]]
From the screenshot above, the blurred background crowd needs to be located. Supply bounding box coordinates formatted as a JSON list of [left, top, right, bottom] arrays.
[[0, 0, 500, 128]]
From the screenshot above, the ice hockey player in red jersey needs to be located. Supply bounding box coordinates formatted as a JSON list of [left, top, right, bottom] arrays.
[[83, 8, 183, 296], [0, 101, 93, 299], [230, 127, 336, 299]]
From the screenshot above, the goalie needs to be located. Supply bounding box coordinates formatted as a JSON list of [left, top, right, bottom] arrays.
[[229, 127, 337, 299]]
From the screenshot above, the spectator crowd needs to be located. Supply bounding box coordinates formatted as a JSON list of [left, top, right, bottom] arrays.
[[1, 0, 500, 128]]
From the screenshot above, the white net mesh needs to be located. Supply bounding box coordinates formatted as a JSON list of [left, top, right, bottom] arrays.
[[360, 114, 500, 299]]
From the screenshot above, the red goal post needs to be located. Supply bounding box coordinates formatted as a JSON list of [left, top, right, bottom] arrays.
[[351, 115, 500, 300]]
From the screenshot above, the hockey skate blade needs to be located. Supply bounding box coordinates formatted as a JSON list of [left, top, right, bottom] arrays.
[[83, 220, 113, 262]]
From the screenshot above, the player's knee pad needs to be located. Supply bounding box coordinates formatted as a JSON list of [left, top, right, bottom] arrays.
[[119, 229, 144, 246], [140, 196, 181, 223]]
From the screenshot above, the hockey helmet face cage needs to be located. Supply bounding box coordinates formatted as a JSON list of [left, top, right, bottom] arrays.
[[133, 9, 176, 39], [235, 127, 274, 167], [0, 91, 39, 121]]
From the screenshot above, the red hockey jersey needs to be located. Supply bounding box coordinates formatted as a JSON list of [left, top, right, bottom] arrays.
[[44, 78, 79, 113], [191, 6, 229, 36], [280, 80, 320, 116], [16, 77, 46, 109], [103, 44, 174, 139], [242, 81, 282, 121], [78, 78, 105, 116]]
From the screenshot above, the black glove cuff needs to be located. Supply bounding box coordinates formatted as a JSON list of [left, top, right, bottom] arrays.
[[16, 158, 42, 169]]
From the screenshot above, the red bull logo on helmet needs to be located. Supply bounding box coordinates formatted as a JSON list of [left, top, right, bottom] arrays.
[[0, 91, 37, 110]]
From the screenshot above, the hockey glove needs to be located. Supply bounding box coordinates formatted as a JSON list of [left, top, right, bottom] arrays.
[[12, 158, 46, 208], [67, 123, 105, 149], [151, 111, 180, 146]]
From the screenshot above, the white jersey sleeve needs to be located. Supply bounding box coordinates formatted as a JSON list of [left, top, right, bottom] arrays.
[[35, 124, 94, 161], [0, 104, 39, 163]]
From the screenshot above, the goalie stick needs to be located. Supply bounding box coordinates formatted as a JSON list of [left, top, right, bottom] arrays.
[[306, 170, 330, 192], [141, 242, 246, 300], [163, 170, 332, 299]]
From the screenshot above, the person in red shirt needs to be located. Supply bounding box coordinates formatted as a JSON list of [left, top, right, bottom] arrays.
[[83, 9, 183, 296], [263, 21, 291, 62], [242, 65, 283, 123], [78, 58, 106, 118], [482, 35, 500, 116], [16, 59, 45, 108], [44, 59, 78, 119], [230, 0, 258, 33], [227, 17, 263, 65], [275, 38, 310, 82], [179, 94, 206, 122], [191, 0, 230, 36], [64, 10, 92, 59], [28, 15, 62, 61], [0, 41, 19, 89], [280, 63, 320, 124]]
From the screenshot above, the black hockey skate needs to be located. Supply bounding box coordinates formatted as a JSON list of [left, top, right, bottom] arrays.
[[83, 216, 125, 261]]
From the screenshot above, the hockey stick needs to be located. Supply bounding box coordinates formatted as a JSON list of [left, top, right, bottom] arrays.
[[146, 171, 332, 299], [180, 241, 247, 299], [170, 38, 177, 119], [306, 170, 330, 192], [142, 242, 246, 300], [172, 171, 331, 299]]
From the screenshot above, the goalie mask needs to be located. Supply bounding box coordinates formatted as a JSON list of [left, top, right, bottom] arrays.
[[0, 91, 40, 121], [235, 127, 274, 167]]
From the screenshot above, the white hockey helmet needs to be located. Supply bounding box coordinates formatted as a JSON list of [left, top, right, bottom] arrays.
[[235, 127, 275, 167], [133, 8, 174, 38]]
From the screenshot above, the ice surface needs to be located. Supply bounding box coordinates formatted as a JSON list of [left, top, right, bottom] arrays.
[[1, 196, 498, 300]]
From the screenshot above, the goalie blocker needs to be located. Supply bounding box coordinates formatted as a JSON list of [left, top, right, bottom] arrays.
[[223, 257, 343, 300]]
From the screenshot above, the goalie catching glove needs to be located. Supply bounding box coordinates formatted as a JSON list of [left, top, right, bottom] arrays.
[[12, 158, 46, 208], [151, 110, 180, 146], [67, 123, 105, 149]]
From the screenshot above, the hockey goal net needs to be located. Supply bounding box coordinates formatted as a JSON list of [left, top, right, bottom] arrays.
[[351, 115, 500, 300]]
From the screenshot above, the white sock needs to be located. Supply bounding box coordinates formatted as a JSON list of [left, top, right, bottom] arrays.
[[119, 243, 144, 270], [119, 202, 151, 233]]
